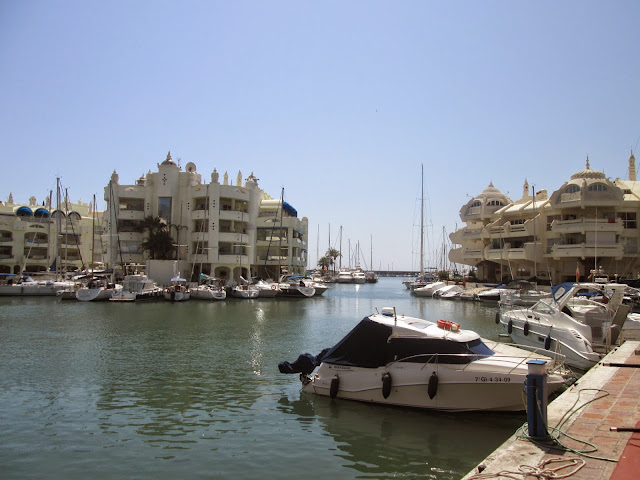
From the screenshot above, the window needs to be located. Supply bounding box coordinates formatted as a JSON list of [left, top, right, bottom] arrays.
[[565, 185, 580, 194], [618, 212, 637, 229], [471, 200, 481, 207], [158, 197, 172, 223], [588, 184, 607, 192], [487, 200, 504, 207]]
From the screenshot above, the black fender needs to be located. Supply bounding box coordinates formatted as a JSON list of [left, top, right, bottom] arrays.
[[382, 372, 392, 399], [330, 375, 340, 399], [428, 372, 438, 400]]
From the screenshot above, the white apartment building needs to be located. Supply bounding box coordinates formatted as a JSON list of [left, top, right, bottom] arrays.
[[449, 152, 640, 284], [104, 152, 308, 284], [0, 192, 102, 275]]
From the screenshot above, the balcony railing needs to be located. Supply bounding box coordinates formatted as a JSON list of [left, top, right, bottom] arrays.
[[551, 217, 622, 234]]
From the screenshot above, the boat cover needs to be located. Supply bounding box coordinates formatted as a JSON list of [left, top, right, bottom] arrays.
[[314, 317, 495, 368]]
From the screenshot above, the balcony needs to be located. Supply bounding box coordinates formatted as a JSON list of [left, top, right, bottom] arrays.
[[219, 210, 249, 222], [218, 254, 250, 265], [550, 217, 623, 235], [218, 232, 249, 244], [191, 210, 208, 220], [118, 210, 145, 221], [549, 243, 624, 260]]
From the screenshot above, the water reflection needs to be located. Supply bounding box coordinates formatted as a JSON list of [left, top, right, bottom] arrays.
[[277, 392, 523, 479]]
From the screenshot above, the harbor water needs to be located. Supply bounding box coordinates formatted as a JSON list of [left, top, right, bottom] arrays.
[[0, 277, 526, 479]]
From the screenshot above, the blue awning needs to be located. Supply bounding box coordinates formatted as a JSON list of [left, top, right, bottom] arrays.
[[282, 201, 297, 217], [16, 206, 33, 216], [34, 208, 50, 218]]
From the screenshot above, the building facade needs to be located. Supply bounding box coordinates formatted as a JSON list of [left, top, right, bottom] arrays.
[[449, 152, 640, 284], [104, 152, 308, 284], [0, 192, 102, 275]]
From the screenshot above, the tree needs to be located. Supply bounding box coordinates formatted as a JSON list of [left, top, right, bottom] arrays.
[[326, 248, 341, 274], [317, 255, 331, 272], [140, 216, 175, 260]]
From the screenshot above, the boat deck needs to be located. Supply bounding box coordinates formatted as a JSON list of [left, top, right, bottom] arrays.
[[462, 341, 640, 480]]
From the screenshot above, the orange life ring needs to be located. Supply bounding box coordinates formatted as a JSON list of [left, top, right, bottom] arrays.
[[271, 284, 277, 290], [437, 319, 460, 332]]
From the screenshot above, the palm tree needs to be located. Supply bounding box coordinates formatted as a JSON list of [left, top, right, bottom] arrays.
[[141, 216, 175, 260], [327, 248, 341, 275]]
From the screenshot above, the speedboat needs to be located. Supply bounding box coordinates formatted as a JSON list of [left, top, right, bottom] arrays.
[[76, 276, 122, 301], [279, 308, 571, 412], [282, 275, 327, 296], [498, 282, 636, 370], [110, 274, 163, 302], [163, 277, 191, 302], [277, 275, 315, 298]]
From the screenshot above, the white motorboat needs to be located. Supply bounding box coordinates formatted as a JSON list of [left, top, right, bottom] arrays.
[[498, 282, 636, 370], [478, 280, 550, 305], [190, 277, 227, 300], [279, 308, 571, 412], [497, 280, 551, 307], [277, 276, 315, 298], [434, 284, 464, 299], [336, 271, 354, 283], [352, 270, 366, 284], [412, 281, 446, 297], [282, 275, 327, 296], [163, 277, 191, 302], [110, 274, 163, 302], [76, 277, 122, 302]]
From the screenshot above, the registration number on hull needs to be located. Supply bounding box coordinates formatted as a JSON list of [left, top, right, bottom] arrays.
[[475, 376, 512, 383]]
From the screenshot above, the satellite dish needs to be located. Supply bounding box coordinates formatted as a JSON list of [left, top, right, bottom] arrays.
[[185, 162, 197, 173]]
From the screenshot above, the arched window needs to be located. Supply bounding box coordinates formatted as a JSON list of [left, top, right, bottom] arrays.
[[565, 185, 580, 194], [471, 200, 481, 207], [588, 184, 607, 192]]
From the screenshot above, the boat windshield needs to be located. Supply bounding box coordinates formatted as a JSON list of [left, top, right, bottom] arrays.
[[530, 299, 557, 315]]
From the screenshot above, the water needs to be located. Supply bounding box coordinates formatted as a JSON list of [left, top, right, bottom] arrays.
[[0, 278, 524, 479]]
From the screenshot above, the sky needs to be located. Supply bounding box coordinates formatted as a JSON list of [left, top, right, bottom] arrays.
[[1, 1, 639, 271]]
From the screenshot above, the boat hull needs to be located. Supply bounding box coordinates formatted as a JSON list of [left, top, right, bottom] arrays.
[[303, 359, 566, 412]]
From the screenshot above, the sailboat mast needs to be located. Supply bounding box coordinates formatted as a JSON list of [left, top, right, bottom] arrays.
[[420, 164, 424, 277], [91, 194, 96, 275]]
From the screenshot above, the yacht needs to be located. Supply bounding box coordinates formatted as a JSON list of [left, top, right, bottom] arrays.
[[279, 308, 571, 412], [352, 270, 366, 284], [336, 271, 354, 284], [110, 273, 163, 302], [498, 282, 637, 370]]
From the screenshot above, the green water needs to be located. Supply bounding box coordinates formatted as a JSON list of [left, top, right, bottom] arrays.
[[0, 278, 524, 479]]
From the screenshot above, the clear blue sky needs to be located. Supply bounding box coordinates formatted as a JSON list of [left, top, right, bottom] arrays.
[[2, 1, 639, 271]]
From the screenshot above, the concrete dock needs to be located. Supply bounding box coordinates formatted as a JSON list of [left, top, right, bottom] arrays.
[[462, 341, 640, 480]]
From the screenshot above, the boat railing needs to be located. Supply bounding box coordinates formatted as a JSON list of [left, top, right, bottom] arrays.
[[393, 348, 568, 376]]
